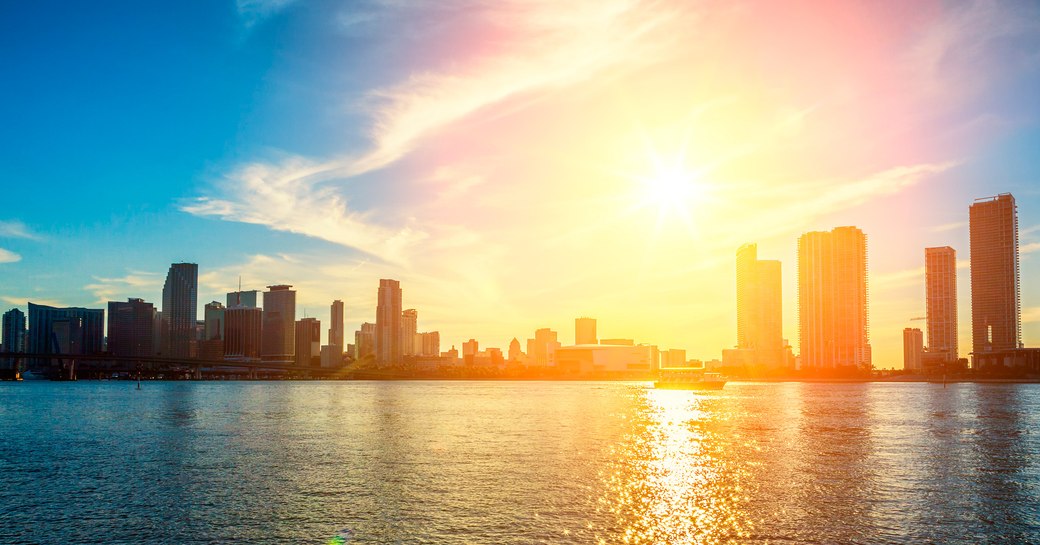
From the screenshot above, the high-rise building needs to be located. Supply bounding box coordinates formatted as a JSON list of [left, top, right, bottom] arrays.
[[262, 285, 296, 362], [107, 298, 156, 358], [508, 338, 522, 361], [2, 308, 26, 353], [420, 331, 440, 357], [204, 301, 225, 341], [375, 279, 402, 365], [575, 317, 597, 345], [161, 263, 198, 358], [401, 308, 418, 356], [925, 247, 958, 362], [526, 328, 560, 367], [355, 322, 376, 361], [329, 300, 344, 355], [798, 227, 871, 370], [969, 194, 1020, 357], [224, 306, 263, 361], [226, 290, 258, 309], [903, 327, 923, 371], [736, 243, 784, 368], [27, 303, 104, 368], [295, 318, 321, 367]]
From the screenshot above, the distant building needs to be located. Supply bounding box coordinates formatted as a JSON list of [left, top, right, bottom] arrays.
[[161, 263, 198, 358], [420, 331, 440, 357], [660, 348, 687, 368], [903, 328, 923, 371], [401, 308, 418, 356], [555, 344, 655, 375], [225, 306, 262, 361], [107, 298, 156, 358], [328, 300, 344, 356], [355, 322, 376, 361], [2, 308, 26, 353], [226, 290, 258, 309], [526, 328, 560, 367], [462, 339, 479, 365], [969, 194, 1020, 359], [508, 338, 522, 362], [925, 246, 958, 363], [320, 345, 341, 368], [204, 301, 225, 341], [27, 303, 104, 368], [600, 338, 634, 346], [575, 317, 597, 345], [798, 227, 871, 370], [295, 318, 321, 367], [375, 279, 402, 365], [262, 285, 296, 363], [736, 243, 784, 369]]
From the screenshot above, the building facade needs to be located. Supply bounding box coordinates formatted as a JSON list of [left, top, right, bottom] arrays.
[[224, 306, 263, 361], [903, 327, 923, 371], [401, 308, 418, 356], [925, 246, 958, 362], [375, 279, 402, 365], [107, 298, 156, 358], [329, 300, 344, 355], [736, 243, 784, 369], [969, 194, 1020, 358], [798, 227, 871, 370], [295, 318, 321, 367], [575, 317, 597, 345], [27, 303, 105, 367], [261, 285, 296, 362], [161, 263, 198, 358], [2, 308, 26, 353]]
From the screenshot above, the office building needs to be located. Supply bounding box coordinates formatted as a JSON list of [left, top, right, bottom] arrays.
[[903, 327, 923, 371], [107, 298, 156, 358], [161, 263, 198, 358], [575, 317, 597, 345], [329, 300, 344, 355], [798, 227, 871, 370], [262, 285, 296, 362], [925, 247, 958, 362], [375, 279, 402, 365], [2, 308, 26, 353], [420, 331, 440, 357], [355, 322, 376, 361], [204, 301, 225, 341], [402, 308, 418, 356], [526, 328, 560, 367], [225, 306, 262, 361], [736, 243, 784, 368], [969, 194, 1020, 357], [27, 303, 104, 368], [295, 317, 321, 367]]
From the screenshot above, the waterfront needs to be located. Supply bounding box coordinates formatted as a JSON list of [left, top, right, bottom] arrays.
[[1, 381, 1038, 544]]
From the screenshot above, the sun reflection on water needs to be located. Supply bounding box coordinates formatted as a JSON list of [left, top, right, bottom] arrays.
[[595, 388, 752, 544]]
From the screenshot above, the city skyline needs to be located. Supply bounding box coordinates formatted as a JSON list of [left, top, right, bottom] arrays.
[[2, 2, 1040, 366]]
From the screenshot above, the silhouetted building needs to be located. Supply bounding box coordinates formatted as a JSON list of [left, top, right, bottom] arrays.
[[420, 331, 440, 357], [462, 338, 479, 365], [736, 243, 785, 369], [227, 290, 258, 309], [295, 318, 321, 367], [27, 303, 104, 368], [575, 317, 597, 345], [262, 285, 296, 362], [204, 301, 225, 341], [320, 344, 341, 368], [402, 308, 418, 356], [798, 227, 871, 370], [329, 300, 344, 356], [660, 348, 687, 368], [903, 328, 923, 371], [925, 246, 958, 362], [355, 322, 376, 361], [224, 306, 262, 361], [600, 338, 634, 346], [2, 308, 25, 353], [375, 279, 402, 365], [107, 298, 156, 358], [969, 194, 1020, 359], [161, 263, 198, 358], [508, 338, 522, 362], [526, 328, 560, 367]]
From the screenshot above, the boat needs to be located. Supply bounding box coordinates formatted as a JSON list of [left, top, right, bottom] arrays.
[[654, 371, 727, 390]]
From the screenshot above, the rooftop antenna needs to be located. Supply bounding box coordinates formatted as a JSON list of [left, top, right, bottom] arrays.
[[237, 276, 242, 307]]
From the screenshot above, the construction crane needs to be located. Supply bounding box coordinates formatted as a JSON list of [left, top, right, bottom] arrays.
[[909, 316, 926, 321]]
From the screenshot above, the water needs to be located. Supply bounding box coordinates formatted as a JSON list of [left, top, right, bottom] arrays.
[[1, 381, 1038, 544]]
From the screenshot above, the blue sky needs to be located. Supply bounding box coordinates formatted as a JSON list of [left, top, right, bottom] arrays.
[[2, 1, 1040, 367]]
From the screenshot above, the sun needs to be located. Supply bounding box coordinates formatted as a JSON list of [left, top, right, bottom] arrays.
[[640, 165, 702, 210]]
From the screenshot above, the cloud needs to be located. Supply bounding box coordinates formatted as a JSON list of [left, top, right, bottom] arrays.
[[0, 220, 41, 240], [0, 248, 21, 264], [84, 271, 165, 305], [1024, 307, 1040, 324], [1, 296, 67, 308], [236, 0, 298, 28], [930, 221, 967, 233], [1021, 242, 1040, 254]]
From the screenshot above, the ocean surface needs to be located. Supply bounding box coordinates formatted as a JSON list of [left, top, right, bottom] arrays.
[[1, 381, 1038, 544]]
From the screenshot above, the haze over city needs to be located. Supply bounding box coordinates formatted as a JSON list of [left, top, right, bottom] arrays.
[[3, 1, 1040, 367]]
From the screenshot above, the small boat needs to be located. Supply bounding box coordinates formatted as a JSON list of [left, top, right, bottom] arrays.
[[654, 371, 726, 390]]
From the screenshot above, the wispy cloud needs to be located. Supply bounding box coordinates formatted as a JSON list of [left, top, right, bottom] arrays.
[[930, 221, 967, 233], [0, 248, 21, 264], [236, 0, 298, 28], [1, 295, 67, 308], [0, 220, 41, 240], [1021, 241, 1040, 254], [84, 271, 165, 305]]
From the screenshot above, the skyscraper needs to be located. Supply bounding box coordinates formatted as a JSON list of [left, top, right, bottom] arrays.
[[224, 306, 263, 361], [204, 301, 225, 341], [295, 317, 321, 367], [736, 243, 784, 368], [161, 263, 198, 358], [329, 300, 344, 354], [575, 317, 597, 345], [969, 194, 1020, 356], [355, 322, 376, 361], [375, 279, 402, 365], [107, 298, 156, 358], [262, 285, 296, 362], [798, 227, 871, 370], [903, 327, 923, 371], [420, 331, 440, 357], [401, 308, 418, 356], [27, 303, 105, 368], [2, 308, 25, 353], [526, 328, 560, 367], [925, 246, 958, 362]]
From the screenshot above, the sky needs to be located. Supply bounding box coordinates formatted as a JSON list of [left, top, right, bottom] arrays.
[[2, 0, 1040, 367]]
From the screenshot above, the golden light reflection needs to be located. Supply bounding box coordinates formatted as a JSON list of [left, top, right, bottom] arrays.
[[595, 388, 752, 544]]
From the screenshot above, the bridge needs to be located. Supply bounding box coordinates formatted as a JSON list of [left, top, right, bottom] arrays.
[[0, 352, 352, 380]]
